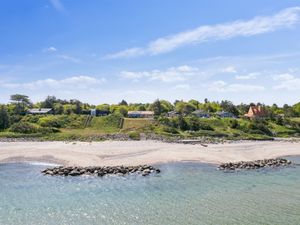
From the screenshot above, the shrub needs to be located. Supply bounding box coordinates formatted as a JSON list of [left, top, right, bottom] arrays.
[[10, 122, 38, 134], [229, 119, 239, 129], [198, 122, 214, 131], [248, 122, 273, 136], [21, 115, 41, 123], [128, 131, 140, 140], [39, 116, 64, 128], [162, 126, 179, 134]]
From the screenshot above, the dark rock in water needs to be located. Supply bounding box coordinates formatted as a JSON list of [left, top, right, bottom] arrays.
[[218, 158, 292, 171], [42, 165, 160, 177]]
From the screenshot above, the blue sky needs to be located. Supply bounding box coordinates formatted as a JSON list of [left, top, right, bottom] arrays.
[[0, 0, 300, 105]]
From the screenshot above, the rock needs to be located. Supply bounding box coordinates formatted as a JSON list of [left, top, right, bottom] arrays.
[[218, 158, 292, 171], [42, 165, 160, 177], [69, 170, 80, 176]]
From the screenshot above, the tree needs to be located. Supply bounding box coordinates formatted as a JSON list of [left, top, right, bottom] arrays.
[[40, 96, 57, 108], [220, 100, 239, 116], [0, 105, 10, 130], [53, 103, 64, 114], [96, 104, 110, 112], [293, 102, 300, 116], [119, 100, 128, 106], [73, 100, 82, 114], [10, 94, 32, 115], [188, 99, 200, 109], [151, 99, 162, 116]]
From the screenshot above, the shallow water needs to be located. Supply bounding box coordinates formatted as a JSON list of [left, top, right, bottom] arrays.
[[0, 158, 300, 225]]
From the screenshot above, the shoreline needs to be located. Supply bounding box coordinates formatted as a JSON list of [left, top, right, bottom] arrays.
[[1, 140, 300, 167]]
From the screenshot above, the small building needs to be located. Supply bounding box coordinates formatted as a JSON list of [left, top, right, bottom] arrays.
[[127, 111, 154, 118], [244, 105, 266, 119], [216, 111, 237, 118], [166, 110, 179, 118], [90, 109, 110, 117], [27, 108, 53, 115], [192, 110, 210, 118]]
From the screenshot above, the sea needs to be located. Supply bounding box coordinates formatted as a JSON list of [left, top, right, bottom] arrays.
[[0, 157, 300, 225]]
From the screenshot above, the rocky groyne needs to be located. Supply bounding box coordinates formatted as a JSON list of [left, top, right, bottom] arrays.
[[42, 165, 160, 177], [218, 158, 292, 171]]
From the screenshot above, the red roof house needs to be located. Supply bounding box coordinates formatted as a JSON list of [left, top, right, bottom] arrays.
[[244, 105, 266, 119]]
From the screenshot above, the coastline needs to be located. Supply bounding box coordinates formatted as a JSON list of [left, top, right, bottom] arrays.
[[1, 140, 300, 167]]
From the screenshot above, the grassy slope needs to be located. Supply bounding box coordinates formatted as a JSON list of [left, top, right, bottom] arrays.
[[122, 118, 154, 130], [0, 115, 299, 140]]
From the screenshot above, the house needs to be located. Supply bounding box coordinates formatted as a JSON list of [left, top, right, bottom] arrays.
[[166, 110, 179, 118], [216, 111, 237, 118], [90, 109, 110, 117], [28, 108, 53, 115], [192, 110, 210, 118], [244, 105, 266, 119], [127, 111, 154, 118]]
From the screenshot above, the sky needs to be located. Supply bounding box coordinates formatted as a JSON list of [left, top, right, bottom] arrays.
[[0, 0, 300, 105]]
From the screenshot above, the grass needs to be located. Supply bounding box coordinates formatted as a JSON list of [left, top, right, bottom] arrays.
[[0, 114, 299, 141], [122, 118, 154, 130]]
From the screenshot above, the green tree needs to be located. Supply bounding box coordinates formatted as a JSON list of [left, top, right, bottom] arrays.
[[119, 100, 128, 106], [0, 105, 10, 130], [96, 104, 110, 112], [220, 100, 239, 116], [41, 96, 57, 108], [151, 99, 162, 116], [293, 102, 300, 116], [10, 94, 32, 115]]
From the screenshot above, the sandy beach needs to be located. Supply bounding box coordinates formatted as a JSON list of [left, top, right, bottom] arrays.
[[0, 140, 300, 166]]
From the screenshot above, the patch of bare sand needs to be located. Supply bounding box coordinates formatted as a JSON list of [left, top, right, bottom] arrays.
[[1, 140, 300, 166]]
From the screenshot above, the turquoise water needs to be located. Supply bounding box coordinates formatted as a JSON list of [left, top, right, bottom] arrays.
[[1, 158, 300, 225]]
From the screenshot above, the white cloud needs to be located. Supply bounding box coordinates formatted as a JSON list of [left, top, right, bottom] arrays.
[[172, 84, 190, 90], [57, 54, 81, 63], [43, 46, 58, 53], [207, 80, 265, 92], [222, 66, 237, 73], [105, 48, 145, 59], [273, 73, 300, 90], [50, 0, 64, 12], [120, 65, 199, 82], [0, 76, 106, 90], [235, 72, 259, 80], [106, 7, 300, 58], [272, 73, 295, 81]]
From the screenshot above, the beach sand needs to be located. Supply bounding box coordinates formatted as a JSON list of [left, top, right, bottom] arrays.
[[1, 140, 300, 166]]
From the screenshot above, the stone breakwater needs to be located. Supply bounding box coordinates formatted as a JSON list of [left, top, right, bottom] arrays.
[[218, 158, 292, 171], [42, 165, 160, 177]]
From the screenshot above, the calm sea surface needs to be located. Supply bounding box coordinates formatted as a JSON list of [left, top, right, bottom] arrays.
[[1, 157, 300, 225]]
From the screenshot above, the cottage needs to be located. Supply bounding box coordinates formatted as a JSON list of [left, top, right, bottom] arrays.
[[244, 105, 266, 119], [192, 110, 210, 118], [216, 111, 237, 118], [27, 108, 53, 115], [128, 111, 154, 118]]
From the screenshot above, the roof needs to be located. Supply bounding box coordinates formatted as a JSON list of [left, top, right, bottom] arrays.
[[245, 105, 266, 117], [128, 111, 154, 115], [28, 108, 53, 114], [216, 111, 236, 117], [192, 110, 208, 114]]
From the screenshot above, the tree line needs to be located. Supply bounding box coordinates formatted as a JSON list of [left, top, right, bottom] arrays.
[[0, 94, 300, 130]]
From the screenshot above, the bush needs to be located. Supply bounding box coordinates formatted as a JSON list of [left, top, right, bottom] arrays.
[[128, 131, 140, 140], [162, 126, 179, 134], [10, 122, 38, 134], [248, 122, 273, 136], [229, 119, 239, 129], [198, 122, 214, 131], [38, 116, 66, 128]]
